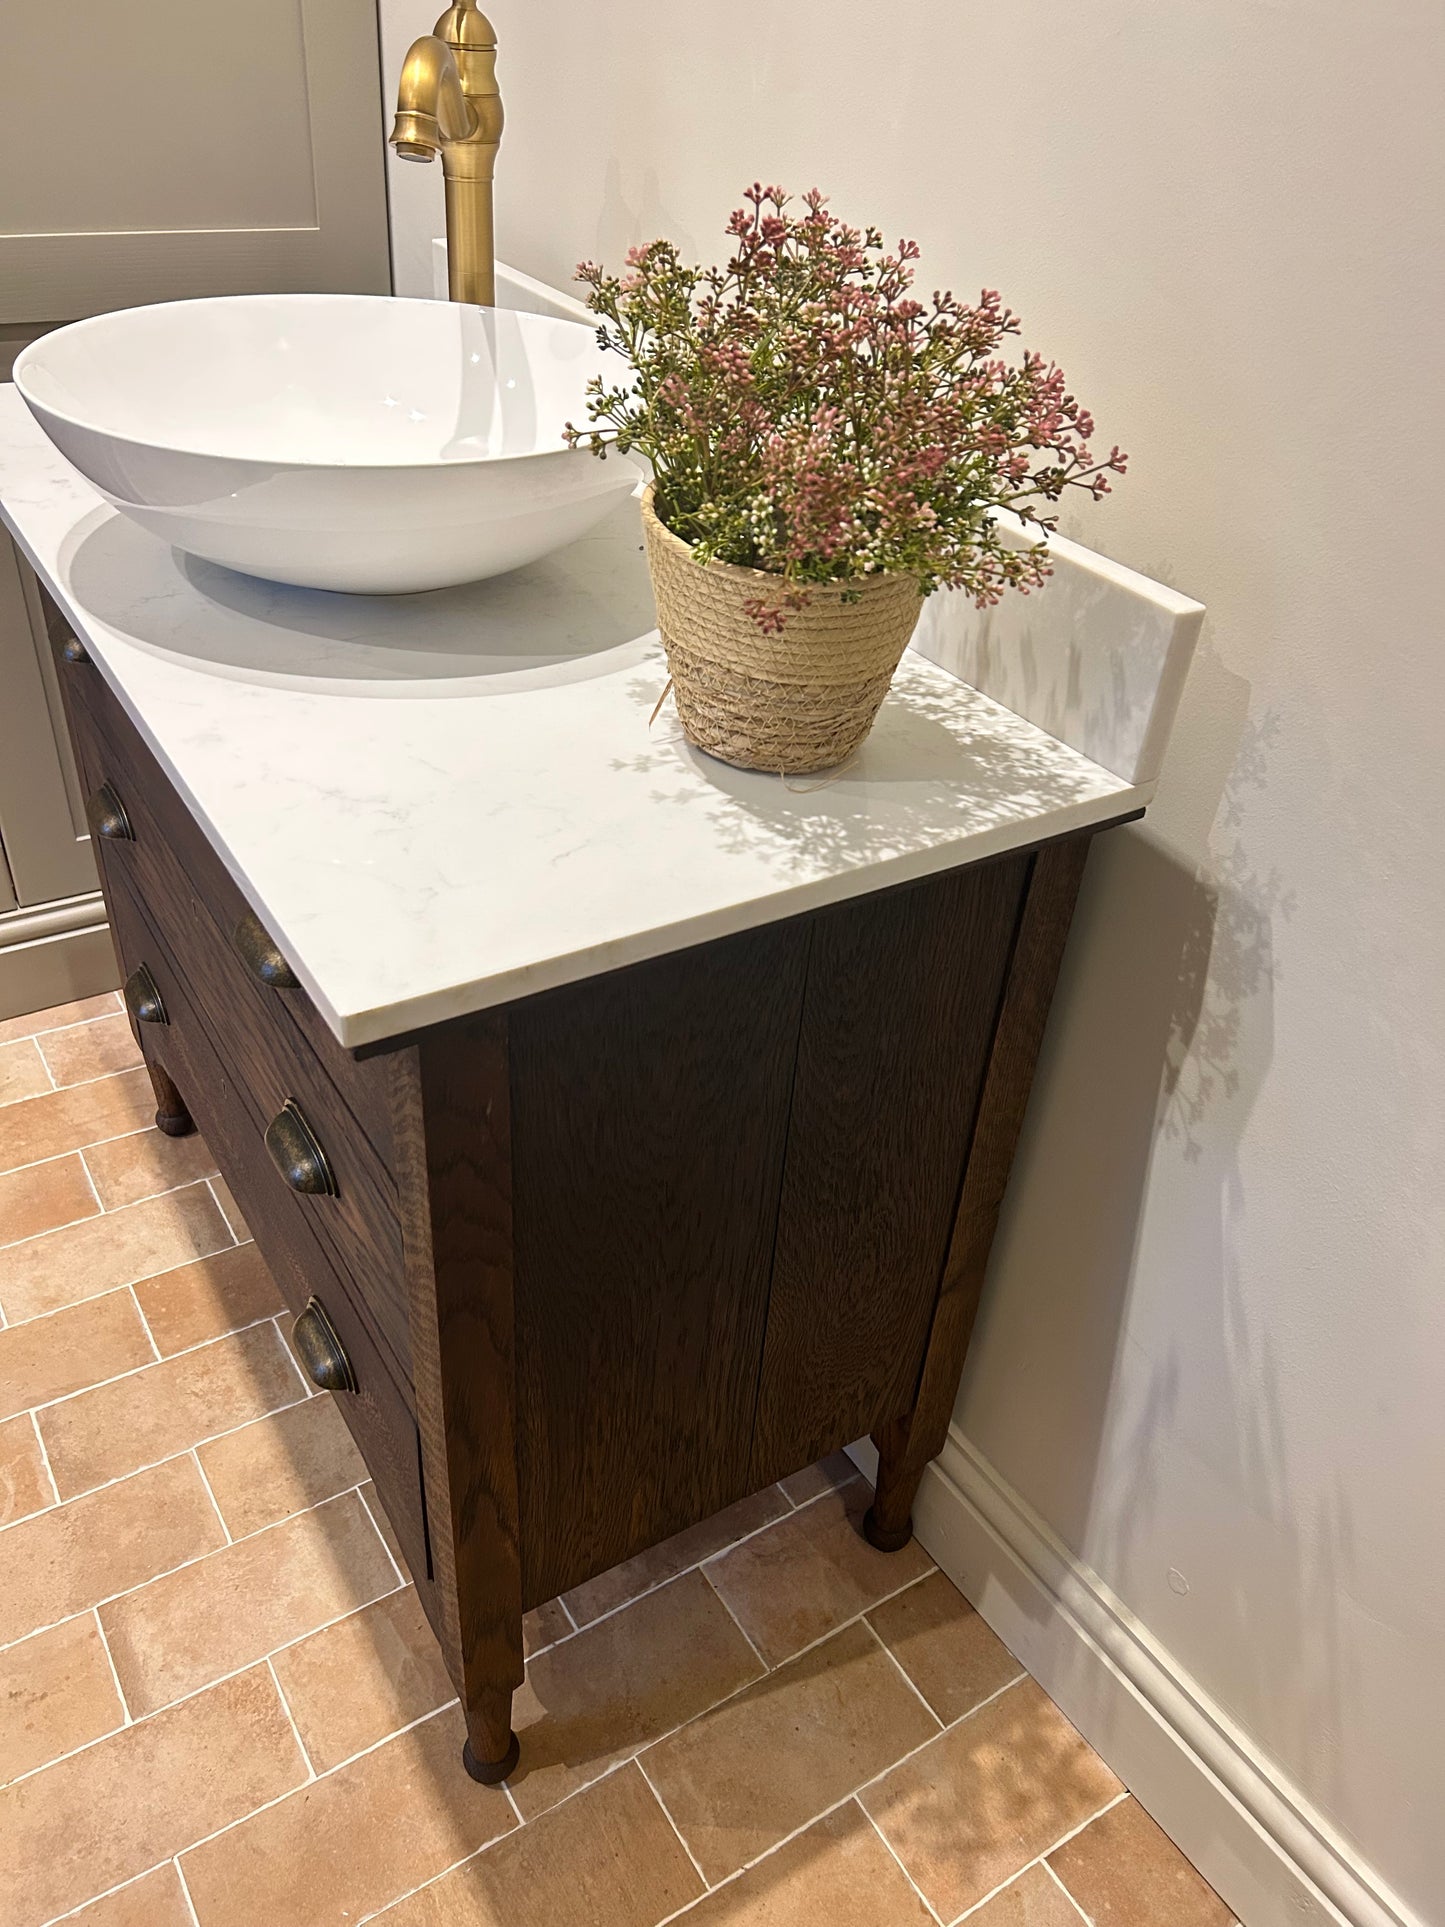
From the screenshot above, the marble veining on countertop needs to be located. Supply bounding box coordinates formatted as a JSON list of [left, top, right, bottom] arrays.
[[0, 387, 1147, 1046]]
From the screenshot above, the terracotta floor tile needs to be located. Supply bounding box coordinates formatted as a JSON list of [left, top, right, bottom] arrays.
[[272, 1583, 454, 1773], [1048, 1796, 1233, 1927], [37, 1014, 144, 1087], [0, 992, 121, 1046], [643, 1618, 939, 1883], [84, 1124, 218, 1210], [564, 1484, 791, 1627], [524, 1596, 572, 1655], [0, 1453, 227, 1646], [101, 1488, 399, 1717], [134, 1242, 284, 1356], [0, 1664, 306, 1927], [0, 1613, 125, 1783], [40, 1319, 305, 1498], [198, 1393, 367, 1537], [706, 1476, 932, 1665], [966, 1864, 1086, 1926], [210, 1174, 251, 1241], [0, 1288, 154, 1419], [62, 1863, 197, 1927], [780, 1448, 860, 1506], [867, 1570, 1024, 1724], [180, 1701, 515, 1927], [509, 1567, 763, 1821], [360, 1476, 407, 1567], [672, 1802, 936, 1927], [377, 1761, 702, 1927], [0, 1037, 51, 1106], [0, 1152, 98, 1247], [0, 1067, 153, 1173], [861, 1678, 1122, 1921], [0, 1410, 54, 1525], [0, 1178, 234, 1323]]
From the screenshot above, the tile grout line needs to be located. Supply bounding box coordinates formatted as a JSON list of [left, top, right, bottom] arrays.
[[7, 1379, 314, 1535], [27, 1408, 60, 1510], [859, 1610, 948, 1734], [948, 1789, 1131, 1923], [697, 1562, 769, 1675], [856, 1796, 948, 1925], [554, 1477, 854, 1647], [19, 1311, 305, 1422], [266, 1654, 317, 1782], [175, 1857, 204, 1927], [75, 1144, 105, 1217], [634, 1751, 715, 1894], [0, 1099, 193, 1186], [1041, 1857, 1096, 1923], [38, 1862, 168, 1927], [191, 1447, 233, 1546], [0, 1481, 402, 1664], [3, 1566, 412, 1790], [354, 1482, 407, 1589], [91, 1605, 134, 1727], [1, 1056, 154, 1106], [652, 1703, 977, 1927], [205, 1174, 244, 1244], [128, 1282, 164, 1362]]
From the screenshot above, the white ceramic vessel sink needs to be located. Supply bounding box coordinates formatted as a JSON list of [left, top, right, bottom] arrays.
[[14, 295, 640, 594]]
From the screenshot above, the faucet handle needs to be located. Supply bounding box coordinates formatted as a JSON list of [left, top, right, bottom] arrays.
[[434, 1, 496, 52]]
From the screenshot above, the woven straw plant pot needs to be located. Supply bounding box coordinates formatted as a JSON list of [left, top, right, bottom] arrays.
[[641, 486, 924, 775]]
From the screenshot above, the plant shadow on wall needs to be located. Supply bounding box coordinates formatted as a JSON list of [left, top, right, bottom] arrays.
[[959, 636, 1351, 1811]]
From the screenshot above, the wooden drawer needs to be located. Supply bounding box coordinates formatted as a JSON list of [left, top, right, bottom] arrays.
[[47, 611, 394, 1168], [54, 644, 411, 1385], [102, 862, 432, 1584]]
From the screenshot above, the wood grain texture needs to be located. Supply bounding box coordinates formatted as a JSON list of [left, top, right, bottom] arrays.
[[748, 857, 1029, 1488], [56, 653, 410, 1384], [97, 861, 433, 1590], [869, 833, 1093, 1543], [391, 1020, 524, 1764], [510, 923, 810, 1606]]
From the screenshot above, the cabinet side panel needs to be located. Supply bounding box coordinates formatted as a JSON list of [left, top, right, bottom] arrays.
[[748, 855, 1030, 1486], [511, 921, 809, 1606]]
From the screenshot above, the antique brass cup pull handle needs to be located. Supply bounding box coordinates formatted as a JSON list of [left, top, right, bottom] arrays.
[[232, 910, 299, 989], [60, 634, 90, 665], [292, 1297, 357, 1394], [86, 784, 134, 842], [264, 1099, 338, 1197], [123, 965, 167, 1027]]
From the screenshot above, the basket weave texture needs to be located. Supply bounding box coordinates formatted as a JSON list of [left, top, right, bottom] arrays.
[[641, 487, 923, 774]]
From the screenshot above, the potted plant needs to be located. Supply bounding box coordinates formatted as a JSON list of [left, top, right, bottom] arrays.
[[566, 184, 1127, 775]]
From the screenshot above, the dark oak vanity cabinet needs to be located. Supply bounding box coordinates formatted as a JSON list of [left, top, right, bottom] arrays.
[[46, 589, 1130, 1784]]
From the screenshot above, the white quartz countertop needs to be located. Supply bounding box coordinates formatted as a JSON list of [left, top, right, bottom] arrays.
[[0, 386, 1151, 1047]]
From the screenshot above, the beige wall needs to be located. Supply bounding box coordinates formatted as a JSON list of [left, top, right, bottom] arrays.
[[380, 1, 1445, 1914]]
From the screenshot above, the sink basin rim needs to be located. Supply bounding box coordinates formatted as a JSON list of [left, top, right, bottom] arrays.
[[13, 292, 614, 472]]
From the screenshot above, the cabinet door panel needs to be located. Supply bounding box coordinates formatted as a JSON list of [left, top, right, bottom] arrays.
[[510, 923, 808, 1606], [0, 535, 97, 905], [0, 0, 389, 319], [748, 857, 1030, 1485]]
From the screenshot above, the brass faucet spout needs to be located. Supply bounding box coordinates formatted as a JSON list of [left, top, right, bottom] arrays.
[[392, 36, 476, 156], [387, 0, 503, 306]]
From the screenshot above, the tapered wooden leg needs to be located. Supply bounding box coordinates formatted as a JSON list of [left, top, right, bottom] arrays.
[[461, 1683, 520, 1785], [146, 1057, 195, 1137], [865, 1414, 925, 1551], [865, 837, 1097, 1559]]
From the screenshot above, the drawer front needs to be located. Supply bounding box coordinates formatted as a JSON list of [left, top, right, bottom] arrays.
[[102, 864, 431, 1584], [55, 647, 411, 1384], [50, 614, 395, 1167]]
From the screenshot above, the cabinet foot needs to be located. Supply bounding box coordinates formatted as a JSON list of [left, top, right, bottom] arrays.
[[867, 1418, 926, 1552], [462, 1682, 519, 1784], [147, 1059, 196, 1138], [863, 1504, 915, 1553], [462, 1731, 520, 1785]]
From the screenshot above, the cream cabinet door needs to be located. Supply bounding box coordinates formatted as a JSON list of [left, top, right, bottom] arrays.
[[0, 0, 390, 320]]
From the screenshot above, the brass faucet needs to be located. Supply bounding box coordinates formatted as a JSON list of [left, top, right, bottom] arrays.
[[390, 1, 503, 306]]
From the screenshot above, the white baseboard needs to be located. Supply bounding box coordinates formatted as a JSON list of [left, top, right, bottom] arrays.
[[846, 1432, 1421, 1927]]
